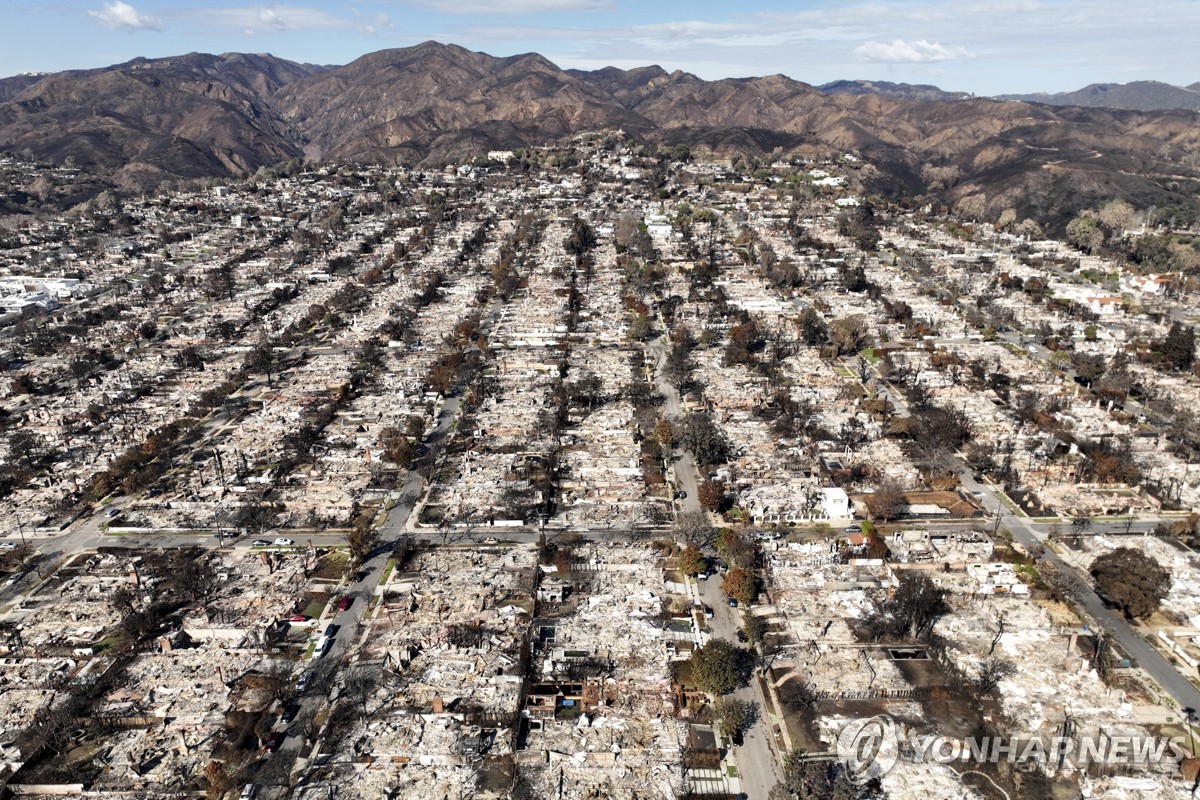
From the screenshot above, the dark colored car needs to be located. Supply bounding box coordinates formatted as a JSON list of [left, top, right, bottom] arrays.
[[281, 702, 300, 723], [264, 732, 285, 752]]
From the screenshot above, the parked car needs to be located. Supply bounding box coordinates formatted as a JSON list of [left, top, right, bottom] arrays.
[[696, 571, 709, 581], [251, 539, 271, 547], [482, 536, 499, 545], [673, 490, 688, 500], [264, 732, 285, 752], [337, 595, 352, 612], [295, 671, 312, 693], [728, 598, 739, 608], [844, 524, 862, 534], [288, 614, 309, 623], [736, 629, 748, 643], [281, 702, 300, 723], [325, 623, 341, 638], [703, 605, 714, 619], [239, 785, 257, 800], [105, 508, 121, 518], [0, 541, 18, 550], [273, 537, 294, 546]]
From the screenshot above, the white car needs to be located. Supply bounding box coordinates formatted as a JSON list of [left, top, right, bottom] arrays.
[[239, 785, 257, 800], [273, 537, 294, 547], [0, 541, 18, 550]]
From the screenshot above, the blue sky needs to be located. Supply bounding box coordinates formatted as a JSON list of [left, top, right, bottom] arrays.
[[2, 1, 1197, 95]]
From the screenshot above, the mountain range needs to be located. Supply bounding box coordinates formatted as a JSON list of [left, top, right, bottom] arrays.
[[997, 81, 1200, 112], [1, 43, 1198, 229], [819, 80, 973, 103]]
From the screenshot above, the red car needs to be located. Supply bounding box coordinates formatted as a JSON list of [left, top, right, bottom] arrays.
[[338, 596, 352, 611], [264, 732, 285, 753], [288, 614, 309, 623]]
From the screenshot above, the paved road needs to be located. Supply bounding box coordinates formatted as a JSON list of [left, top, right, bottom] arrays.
[[646, 333, 702, 517], [858, 299, 1200, 712], [264, 295, 518, 787], [646, 328, 781, 798], [698, 576, 782, 800], [960, 469, 1200, 713]]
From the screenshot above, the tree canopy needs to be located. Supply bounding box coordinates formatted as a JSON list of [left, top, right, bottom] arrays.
[[1090, 547, 1170, 619], [687, 639, 754, 696]]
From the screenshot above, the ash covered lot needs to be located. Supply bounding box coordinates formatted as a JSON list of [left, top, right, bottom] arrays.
[[2, 139, 1200, 798]]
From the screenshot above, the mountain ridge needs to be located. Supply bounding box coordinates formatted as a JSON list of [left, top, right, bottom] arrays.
[[819, 79, 972, 103], [997, 80, 1200, 112], [1, 42, 1198, 230]]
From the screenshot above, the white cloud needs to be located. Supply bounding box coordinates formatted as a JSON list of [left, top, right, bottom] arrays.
[[88, 1, 163, 32], [185, 5, 354, 35], [354, 11, 396, 36], [854, 38, 968, 63], [411, 0, 612, 14]]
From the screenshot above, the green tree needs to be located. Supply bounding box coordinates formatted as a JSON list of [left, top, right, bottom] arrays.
[[1066, 215, 1104, 253], [1162, 322, 1196, 371], [715, 697, 757, 741], [563, 215, 598, 257], [828, 315, 870, 356], [742, 609, 768, 645], [1071, 352, 1108, 387], [687, 639, 753, 696], [1090, 547, 1169, 619], [797, 306, 828, 346], [677, 411, 731, 466]]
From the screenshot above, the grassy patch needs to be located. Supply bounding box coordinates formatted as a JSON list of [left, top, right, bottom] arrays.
[[1015, 563, 1046, 591], [378, 556, 396, 585], [303, 596, 329, 619], [727, 765, 739, 778], [313, 551, 349, 580], [90, 634, 124, 653]]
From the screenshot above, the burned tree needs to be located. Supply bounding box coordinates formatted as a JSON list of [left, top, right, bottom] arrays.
[[863, 572, 948, 641]]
